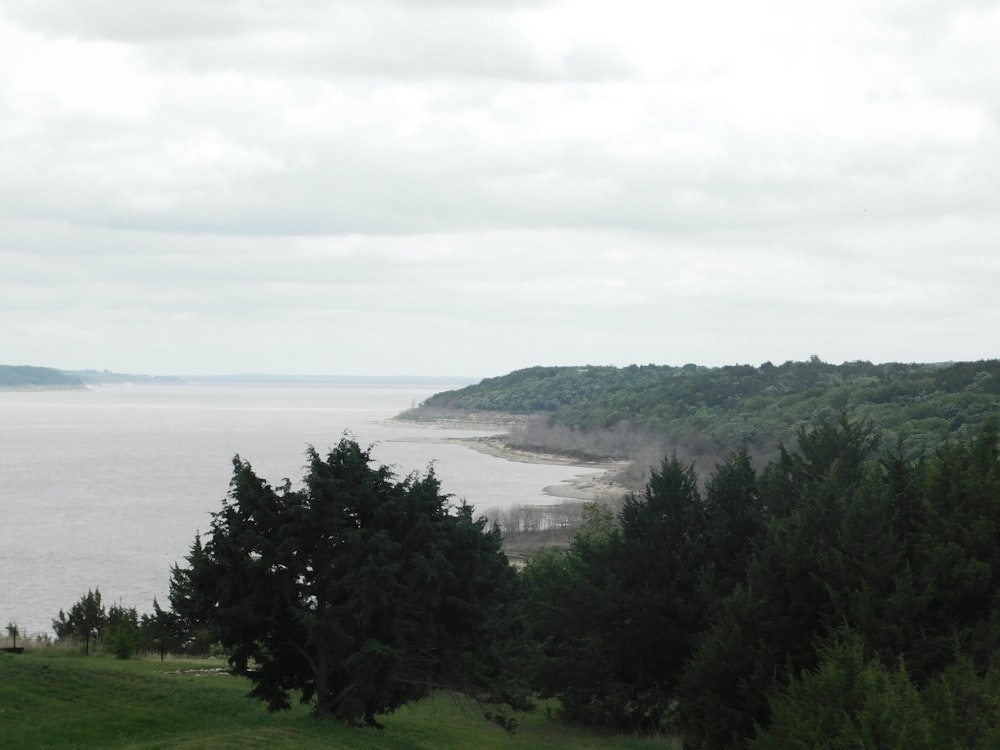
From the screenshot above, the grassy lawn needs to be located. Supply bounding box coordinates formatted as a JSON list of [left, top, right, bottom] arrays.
[[0, 650, 680, 749]]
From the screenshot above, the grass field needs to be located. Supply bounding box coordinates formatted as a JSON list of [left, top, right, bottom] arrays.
[[0, 650, 680, 749]]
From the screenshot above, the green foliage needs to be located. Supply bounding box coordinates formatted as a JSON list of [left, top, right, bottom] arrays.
[[51, 590, 150, 659], [681, 417, 1000, 748], [167, 534, 219, 655], [921, 655, 1000, 748], [918, 418, 1000, 670], [518, 415, 1000, 749], [614, 456, 708, 724], [678, 417, 919, 747], [752, 632, 1000, 750], [522, 452, 763, 735], [675, 584, 777, 750], [407, 359, 1000, 463], [750, 632, 933, 750], [170, 437, 527, 726], [106, 602, 141, 659], [519, 501, 628, 728], [701, 447, 765, 604], [0, 364, 83, 388], [52, 588, 107, 655], [140, 598, 186, 661]]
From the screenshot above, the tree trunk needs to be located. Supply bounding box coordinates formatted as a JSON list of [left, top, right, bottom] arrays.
[[314, 651, 336, 720]]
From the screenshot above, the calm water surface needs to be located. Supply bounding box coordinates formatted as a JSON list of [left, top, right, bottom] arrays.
[[0, 382, 594, 636]]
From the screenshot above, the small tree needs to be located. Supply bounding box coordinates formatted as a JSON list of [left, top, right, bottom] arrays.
[[106, 601, 140, 659], [53, 588, 107, 655], [750, 631, 933, 750], [141, 598, 184, 661], [5, 622, 18, 649]]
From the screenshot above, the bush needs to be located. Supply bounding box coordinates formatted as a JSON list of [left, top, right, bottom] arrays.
[[750, 632, 932, 750]]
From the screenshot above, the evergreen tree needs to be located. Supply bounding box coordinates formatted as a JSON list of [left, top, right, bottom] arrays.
[[679, 416, 1000, 748], [915, 417, 1000, 672], [701, 446, 764, 605], [168, 534, 219, 654], [519, 503, 622, 727], [140, 598, 184, 661], [170, 437, 525, 726], [52, 588, 107, 655], [750, 631, 933, 750], [678, 416, 887, 748], [105, 601, 140, 659], [612, 455, 709, 729]]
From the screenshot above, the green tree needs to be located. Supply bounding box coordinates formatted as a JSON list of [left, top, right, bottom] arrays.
[[519, 503, 622, 727], [105, 601, 140, 659], [753, 633, 1000, 749], [701, 446, 764, 605], [750, 631, 933, 750], [170, 438, 525, 727], [140, 598, 184, 661], [917, 418, 1000, 671], [678, 416, 888, 748], [921, 655, 1000, 748], [168, 534, 219, 655], [53, 588, 107, 655], [612, 455, 709, 730], [678, 416, 1000, 749], [522, 455, 730, 734]]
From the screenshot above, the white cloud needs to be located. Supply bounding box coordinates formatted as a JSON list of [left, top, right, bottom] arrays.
[[1, 1, 997, 374]]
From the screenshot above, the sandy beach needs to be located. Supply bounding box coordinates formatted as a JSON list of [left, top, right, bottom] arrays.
[[382, 415, 631, 503]]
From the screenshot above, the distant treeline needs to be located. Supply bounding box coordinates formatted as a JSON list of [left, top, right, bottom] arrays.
[[0, 364, 179, 389], [404, 358, 1000, 466], [0, 365, 83, 389], [64, 369, 180, 385]]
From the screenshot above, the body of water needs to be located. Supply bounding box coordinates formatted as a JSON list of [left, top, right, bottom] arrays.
[[0, 381, 595, 637]]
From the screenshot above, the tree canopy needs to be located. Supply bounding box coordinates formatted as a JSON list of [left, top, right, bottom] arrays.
[[519, 414, 1000, 748], [52, 588, 106, 655], [404, 359, 1000, 464], [170, 437, 526, 727]]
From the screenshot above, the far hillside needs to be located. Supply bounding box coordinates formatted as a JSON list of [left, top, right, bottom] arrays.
[[0, 364, 179, 389], [0, 365, 83, 389], [62, 369, 180, 385], [400, 357, 1000, 477]]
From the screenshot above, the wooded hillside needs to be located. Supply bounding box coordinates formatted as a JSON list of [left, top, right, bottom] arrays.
[[0, 365, 83, 389], [403, 358, 1000, 467], [0, 365, 180, 389]]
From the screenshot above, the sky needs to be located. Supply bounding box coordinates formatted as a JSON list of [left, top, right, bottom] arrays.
[[1, 0, 998, 378]]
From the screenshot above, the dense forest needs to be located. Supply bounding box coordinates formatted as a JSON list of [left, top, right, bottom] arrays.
[[518, 415, 1000, 747], [403, 358, 1000, 473]]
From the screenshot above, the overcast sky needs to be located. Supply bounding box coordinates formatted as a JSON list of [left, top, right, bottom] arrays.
[[1, 1, 998, 377]]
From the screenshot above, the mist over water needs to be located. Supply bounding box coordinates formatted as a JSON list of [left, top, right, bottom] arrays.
[[0, 382, 593, 636]]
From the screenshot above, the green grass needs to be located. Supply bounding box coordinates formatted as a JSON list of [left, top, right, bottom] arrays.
[[0, 651, 679, 749]]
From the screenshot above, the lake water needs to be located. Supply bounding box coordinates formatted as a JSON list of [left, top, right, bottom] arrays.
[[0, 382, 596, 637]]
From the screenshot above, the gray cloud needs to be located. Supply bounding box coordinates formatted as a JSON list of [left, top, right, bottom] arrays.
[[1, 1, 997, 375], [2, 1, 601, 81], [0, 0, 560, 41], [1, 1, 327, 41]]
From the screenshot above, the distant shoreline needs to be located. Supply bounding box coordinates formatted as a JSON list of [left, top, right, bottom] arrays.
[[0, 384, 86, 392]]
